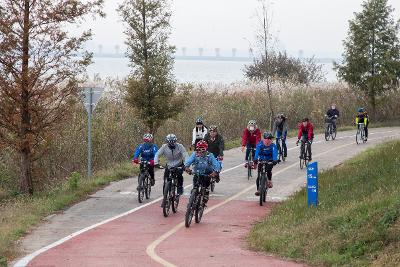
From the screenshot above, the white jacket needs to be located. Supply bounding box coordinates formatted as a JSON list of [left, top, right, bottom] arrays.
[[192, 126, 208, 145]]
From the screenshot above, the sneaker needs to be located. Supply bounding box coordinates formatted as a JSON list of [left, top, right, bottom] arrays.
[[267, 181, 273, 188], [299, 155, 304, 159], [151, 178, 155, 186], [244, 162, 249, 168], [255, 191, 260, 196]]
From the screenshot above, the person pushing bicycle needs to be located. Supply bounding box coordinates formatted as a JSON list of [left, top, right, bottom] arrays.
[[254, 132, 278, 196], [241, 120, 261, 169], [184, 141, 221, 205]]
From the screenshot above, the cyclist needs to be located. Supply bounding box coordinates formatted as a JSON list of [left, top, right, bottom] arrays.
[[184, 140, 221, 205], [326, 103, 340, 130], [132, 133, 158, 186], [241, 120, 261, 168], [253, 132, 278, 196], [355, 107, 369, 140], [192, 117, 208, 149], [154, 134, 189, 196], [297, 118, 314, 161], [272, 114, 288, 158], [203, 125, 224, 182]]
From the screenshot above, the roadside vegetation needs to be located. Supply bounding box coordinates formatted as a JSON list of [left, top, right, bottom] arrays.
[[249, 140, 400, 266]]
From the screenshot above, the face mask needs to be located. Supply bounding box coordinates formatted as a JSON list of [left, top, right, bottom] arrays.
[[249, 126, 255, 131], [303, 122, 308, 127], [331, 106, 335, 110]]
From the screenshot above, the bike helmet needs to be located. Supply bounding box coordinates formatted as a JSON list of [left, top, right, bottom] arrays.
[[357, 107, 364, 113], [263, 131, 274, 139], [196, 117, 204, 125], [196, 140, 208, 152], [209, 125, 218, 132], [143, 133, 153, 143], [277, 113, 286, 119], [247, 120, 257, 126], [165, 134, 177, 145]]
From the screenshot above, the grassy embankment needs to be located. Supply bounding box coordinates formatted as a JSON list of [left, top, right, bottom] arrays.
[[0, 162, 136, 265], [249, 140, 400, 266]]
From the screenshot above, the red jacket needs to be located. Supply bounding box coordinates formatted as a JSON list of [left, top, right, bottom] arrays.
[[297, 122, 314, 140], [242, 128, 261, 147]]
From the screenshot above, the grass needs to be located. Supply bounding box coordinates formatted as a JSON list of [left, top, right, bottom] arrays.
[[0, 161, 137, 264], [248, 140, 400, 266]]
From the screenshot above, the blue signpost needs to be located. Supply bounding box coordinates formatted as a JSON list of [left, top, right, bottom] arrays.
[[307, 162, 318, 207]]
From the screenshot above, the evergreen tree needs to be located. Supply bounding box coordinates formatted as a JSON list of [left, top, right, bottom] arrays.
[[119, 0, 186, 134], [336, 0, 400, 116]]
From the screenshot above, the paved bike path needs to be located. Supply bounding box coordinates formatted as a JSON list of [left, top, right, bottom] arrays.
[[14, 127, 400, 267]]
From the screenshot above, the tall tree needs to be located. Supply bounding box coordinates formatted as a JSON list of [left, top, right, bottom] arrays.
[[335, 0, 400, 116], [119, 0, 186, 134], [0, 0, 104, 194]]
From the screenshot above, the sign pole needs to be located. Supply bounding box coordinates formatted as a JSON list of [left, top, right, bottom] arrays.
[[88, 88, 93, 178]]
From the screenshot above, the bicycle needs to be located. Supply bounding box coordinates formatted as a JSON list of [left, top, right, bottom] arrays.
[[137, 160, 151, 203], [356, 123, 367, 144], [298, 140, 311, 170], [210, 158, 222, 193], [185, 171, 212, 228], [258, 160, 275, 206], [276, 136, 286, 162], [247, 147, 255, 180], [324, 115, 337, 141], [162, 166, 184, 217]]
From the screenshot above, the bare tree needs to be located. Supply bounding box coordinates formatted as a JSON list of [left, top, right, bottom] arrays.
[[0, 0, 104, 194]]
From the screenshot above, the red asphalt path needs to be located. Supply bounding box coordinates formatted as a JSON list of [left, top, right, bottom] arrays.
[[28, 199, 304, 267]]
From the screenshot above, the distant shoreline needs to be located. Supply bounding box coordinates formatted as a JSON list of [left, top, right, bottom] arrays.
[[90, 54, 338, 64]]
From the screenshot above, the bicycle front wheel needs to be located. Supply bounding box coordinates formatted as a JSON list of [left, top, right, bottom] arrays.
[[145, 175, 151, 199], [171, 185, 179, 214], [259, 174, 266, 206], [247, 152, 253, 180], [137, 174, 145, 203], [162, 182, 172, 217], [185, 189, 197, 228], [195, 192, 204, 223]]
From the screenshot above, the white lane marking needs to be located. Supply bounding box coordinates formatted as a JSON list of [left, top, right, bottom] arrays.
[[145, 132, 400, 267], [120, 191, 137, 195], [14, 129, 399, 267], [14, 161, 244, 267]]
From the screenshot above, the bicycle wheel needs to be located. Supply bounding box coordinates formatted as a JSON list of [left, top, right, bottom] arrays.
[[247, 151, 253, 180], [324, 126, 330, 141], [137, 174, 145, 203], [259, 173, 266, 206], [276, 141, 282, 161], [332, 126, 337, 140], [356, 129, 361, 145], [185, 189, 197, 228], [304, 144, 309, 167], [362, 129, 367, 143], [195, 191, 204, 223], [171, 184, 179, 213], [210, 180, 215, 192], [145, 174, 151, 199], [299, 147, 305, 170], [162, 182, 171, 217]]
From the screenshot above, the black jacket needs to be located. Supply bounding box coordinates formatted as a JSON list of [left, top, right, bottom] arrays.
[[204, 133, 224, 157], [326, 108, 340, 118]]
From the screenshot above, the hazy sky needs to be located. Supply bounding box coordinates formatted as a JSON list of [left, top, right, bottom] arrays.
[[80, 0, 400, 58]]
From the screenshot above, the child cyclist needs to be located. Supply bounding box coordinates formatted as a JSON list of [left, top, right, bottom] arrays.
[[253, 132, 278, 196], [132, 133, 158, 186], [184, 141, 221, 205]]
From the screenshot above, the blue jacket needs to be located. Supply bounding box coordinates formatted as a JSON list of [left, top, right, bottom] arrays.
[[184, 152, 221, 175], [133, 143, 158, 161], [254, 141, 278, 161]]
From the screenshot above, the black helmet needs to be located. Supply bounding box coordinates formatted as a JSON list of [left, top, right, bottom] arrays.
[[263, 131, 273, 139], [196, 117, 204, 125]]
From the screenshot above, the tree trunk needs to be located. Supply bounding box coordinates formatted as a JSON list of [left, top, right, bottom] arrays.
[[19, 0, 33, 194], [369, 92, 377, 121]]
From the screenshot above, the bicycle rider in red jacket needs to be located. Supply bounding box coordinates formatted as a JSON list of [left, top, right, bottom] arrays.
[[296, 118, 314, 161], [241, 120, 262, 168]]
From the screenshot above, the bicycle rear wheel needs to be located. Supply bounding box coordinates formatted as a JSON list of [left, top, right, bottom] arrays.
[[185, 189, 196, 228], [210, 180, 215, 192], [137, 174, 145, 203], [162, 182, 172, 217]]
